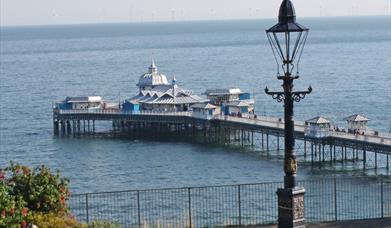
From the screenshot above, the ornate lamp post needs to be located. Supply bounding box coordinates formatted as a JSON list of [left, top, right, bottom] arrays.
[[264, 0, 311, 227]]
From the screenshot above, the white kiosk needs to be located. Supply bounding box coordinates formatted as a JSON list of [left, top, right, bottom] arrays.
[[344, 114, 369, 133], [191, 103, 218, 120], [305, 116, 331, 138]]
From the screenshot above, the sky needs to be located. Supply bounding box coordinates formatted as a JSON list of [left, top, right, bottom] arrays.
[[1, 0, 390, 26]]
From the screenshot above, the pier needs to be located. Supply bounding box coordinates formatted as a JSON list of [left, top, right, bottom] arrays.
[[53, 109, 391, 171]]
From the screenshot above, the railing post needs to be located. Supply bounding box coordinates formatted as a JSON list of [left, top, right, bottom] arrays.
[[137, 190, 141, 227], [334, 178, 337, 221], [381, 179, 384, 218], [188, 188, 192, 228], [238, 185, 242, 226], [85, 193, 89, 224]]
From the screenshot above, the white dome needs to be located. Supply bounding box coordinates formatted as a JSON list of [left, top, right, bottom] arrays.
[[137, 61, 169, 88]]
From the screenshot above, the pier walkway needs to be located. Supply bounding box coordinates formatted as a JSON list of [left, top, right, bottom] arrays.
[[215, 115, 391, 148], [54, 109, 391, 170]]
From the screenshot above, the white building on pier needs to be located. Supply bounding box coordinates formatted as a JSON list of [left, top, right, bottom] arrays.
[[344, 114, 369, 133], [203, 88, 254, 115], [305, 116, 331, 138], [56, 96, 103, 110], [125, 61, 208, 112]]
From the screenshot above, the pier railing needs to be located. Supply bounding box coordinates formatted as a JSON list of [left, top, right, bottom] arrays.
[[330, 131, 391, 145], [214, 115, 306, 132], [58, 109, 192, 117], [68, 177, 391, 227]]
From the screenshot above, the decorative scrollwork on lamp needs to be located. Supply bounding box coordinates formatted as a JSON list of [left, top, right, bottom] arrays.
[[265, 87, 285, 102], [292, 86, 312, 102]]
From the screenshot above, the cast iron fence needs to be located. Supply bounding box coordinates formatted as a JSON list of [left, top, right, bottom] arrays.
[[68, 177, 391, 227]]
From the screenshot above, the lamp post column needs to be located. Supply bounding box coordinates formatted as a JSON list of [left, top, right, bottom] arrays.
[[283, 76, 296, 189], [277, 76, 306, 228]]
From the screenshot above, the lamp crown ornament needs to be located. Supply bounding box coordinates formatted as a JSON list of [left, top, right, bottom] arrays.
[[279, 0, 296, 24]]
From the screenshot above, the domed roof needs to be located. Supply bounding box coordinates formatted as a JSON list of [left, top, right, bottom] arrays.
[[137, 60, 169, 88]]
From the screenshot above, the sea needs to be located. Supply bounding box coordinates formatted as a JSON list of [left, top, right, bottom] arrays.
[[0, 16, 390, 193]]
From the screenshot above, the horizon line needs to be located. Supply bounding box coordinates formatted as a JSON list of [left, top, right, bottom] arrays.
[[1, 14, 388, 28]]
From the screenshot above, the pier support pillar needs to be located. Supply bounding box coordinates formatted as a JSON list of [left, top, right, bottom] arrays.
[[318, 144, 321, 162], [304, 140, 307, 159], [66, 120, 71, 134], [266, 132, 269, 152], [72, 120, 76, 135], [344, 146, 347, 161], [311, 143, 314, 164], [60, 120, 65, 134], [251, 131, 256, 147], [241, 129, 244, 147], [318, 144, 321, 163], [356, 145, 359, 160], [363, 149, 366, 170], [53, 120, 59, 135]]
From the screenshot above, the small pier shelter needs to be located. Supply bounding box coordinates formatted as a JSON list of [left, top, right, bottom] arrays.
[[225, 101, 253, 116], [305, 116, 331, 138], [191, 103, 218, 119], [344, 114, 369, 133]]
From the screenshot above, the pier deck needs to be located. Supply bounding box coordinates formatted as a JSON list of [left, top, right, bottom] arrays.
[[53, 109, 391, 171]]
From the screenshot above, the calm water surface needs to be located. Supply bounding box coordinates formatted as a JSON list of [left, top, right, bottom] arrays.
[[0, 16, 390, 193]]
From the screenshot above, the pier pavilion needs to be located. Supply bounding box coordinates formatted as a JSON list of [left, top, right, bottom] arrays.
[[127, 62, 208, 112]]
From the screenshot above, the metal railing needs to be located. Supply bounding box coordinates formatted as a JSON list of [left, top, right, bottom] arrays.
[[58, 109, 120, 114], [330, 131, 391, 145], [68, 177, 391, 227], [57, 109, 192, 117]]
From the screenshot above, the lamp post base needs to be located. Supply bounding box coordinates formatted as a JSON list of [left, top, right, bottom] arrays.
[[277, 187, 306, 228]]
